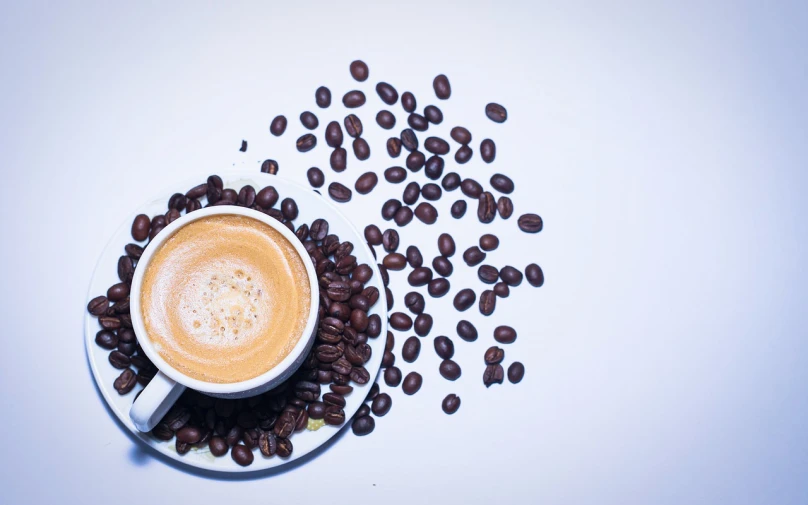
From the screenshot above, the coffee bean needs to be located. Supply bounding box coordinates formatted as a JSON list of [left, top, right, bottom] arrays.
[[497, 196, 514, 219], [414, 313, 433, 336], [165, 208, 181, 224], [518, 213, 543, 233], [450, 200, 467, 218], [500, 266, 523, 286], [525, 263, 544, 287], [281, 198, 299, 220], [476, 139, 496, 166], [402, 181, 420, 205], [88, 296, 109, 316], [418, 183, 442, 202], [455, 145, 473, 164], [131, 214, 150, 241], [350, 60, 369, 81], [384, 366, 402, 387], [477, 192, 496, 223], [494, 325, 517, 344], [382, 349, 395, 368], [276, 437, 293, 457], [300, 111, 319, 130], [207, 436, 228, 457], [439, 359, 461, 381], [107, 283, 130, 302], [255, 186, 279, 209], [168, 192, 187, 211], [99, 315, 121, 330], [113, 368, 137, 395], [270, 115, 287, 136], [231, 444, 254, 466], [424, 155, 444, 180], [382, 229, 400, 252], [485, 346, 505, 365], [414, 202, 438, 224], [239, 140, 249, 152], [177, 426, 203, 444], [400, 128, 419, 151], [381, 199, 402, 221], [508, 362, 525, 383], [479, 289, 496, 315], [494, 281, 510, 298], [404, 292, 425, 314], [406, 150, 425, 172], [423, 104, 443, 124], [457, 320, 477, 341], [400, 336, 421, 363], [376, 110, 396, 129], [382, 253, 406, 270], [479, 234, 499, 251], [462, 246, 486, 267], [450, 126, 471, 144], [352, 138, 370, 161], [401, 91, 416, 112], [330, 147, 347, 172], [408, 267, 433, 286], [94, 330, 118, 349], [325, 121, 344, 147], [460, 178, 482, 198], [186, 199, 202, 213], [453, 289, 476, 311], [424, 137, 449, 155], [109, 350, 130, 369], [490, 173, 515, 194], [351, 172, 377, 196], [387, 137, 402, 158], [185, 183, 207, 199], [315, 86, 331, 108], [432, 256, 453, 277], [393, 206, 413, 226], [433, 74, 451, 99], [428, 278, 450, 297], [259, 159, 280, 176], [478, 265, 499, 284], [348, 415, 374, 437], [328, 182, 352, 203], [219, 188, 238, 204], [343, 90, 366, 108], [483, 364, 505, 387], [442, 394, 461, 414], [432, 234, 454, 258], [310, 218, 329, 241], [370, 393, 391, 417], [384, 166, 407, 184], [375, 82, 399, 105], [389, 312, 413, 331], [402, 372, 423, 395], [296, 133, 317, 152], [364, 224, 383, 245], [485, 102, 508, 123], [124, 243, 143, 260], [408, 113, 428, 132]]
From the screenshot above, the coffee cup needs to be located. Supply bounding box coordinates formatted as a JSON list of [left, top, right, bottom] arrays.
[[128, 206, 319, 432]]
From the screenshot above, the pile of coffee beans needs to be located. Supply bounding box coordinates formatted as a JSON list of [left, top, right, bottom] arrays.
[[87, 60, 545, 467]]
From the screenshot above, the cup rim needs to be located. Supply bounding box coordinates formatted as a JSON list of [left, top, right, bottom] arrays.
[[128, 205, 320, 394]]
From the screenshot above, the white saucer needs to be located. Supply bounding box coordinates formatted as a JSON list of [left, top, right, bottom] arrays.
[[84, 171, 386, 473]]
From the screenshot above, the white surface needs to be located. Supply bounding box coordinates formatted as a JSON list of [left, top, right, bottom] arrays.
[[1, 1, 807, 504], [85, 172, 385, 471]]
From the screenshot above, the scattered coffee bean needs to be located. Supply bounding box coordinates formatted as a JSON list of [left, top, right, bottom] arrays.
[[508, 362, 525, 383], [384, 366, 402, 387], [300, 111, 319, 130], [480, 138, 496, 163], [376, 82, 399, 105], [387, 137, 402, 158], [402, 336, 421, 363], [109, 351, 130, 369], [442, 394, 461, 414], [479, 234, 499, 251], [209, 437, 228, 457], [407, 267, 433, 287], [87, 296, 109, 316], [424, 136, 449, 155], [485, 346, 505, 365], [270, 115, 287, 136], [276, 438, 293, 457], [427, 278, 450, 297], [376, 110, 396, 129], [460, 178, 482, 198], [401, 91, 416, 112], [450, 127, 471, 144], [453, 289, 476, 311], [385, 166, 407, 183], [406, 150, 425, 172], [352, 415, 375, 436], [185, 183, 207, 200], [177, 426, 203, 444], [500, 266, 523, 286], [450, 200, 467, 218], [382, 229, 400, 252], [113, 368, 137, 394], [328, 182, 352, 203], [494, 325, 517, 344], [433, 336, 454, 359], [315, 86, 331, 108], [131, 214, 150, 241], [325, 121, 344, 147], [433, 74, 451, 99], [478, 265, 499, 284], [400, 128, 419, 151], [296, 133, 317, 152], [455, 145, 473, 164], [442, 172, 461, 191], [99, 316, 121, 330], [330, 147, 347, 172], [402, 181, 420, 205], [490, 174, 514, 194], [343, 90, 366, 108], [382, 252, 406, 270], [483, 364, 505, 387], [107, 282, 130, 302], [414, 202, 438, 224], [350, 60, 369, 81], [463, 246, 486, 266], [497, 196, 514, 219], [393, 206, 413, 226], [494, 282, 510, 298], [518, 213, 543, 233], [231, 444, 254, 466], [402, 372, 423, 395], [437, 233, 456, 257], [364, 224, 383, 245], [95, 330, 118, 349], [124, 243, 143, 260], [432, 256, 453, 277], [353, 137, 371, 160], [371, 393, 392, 416], [382, 350, 395, 368], [281, 198, 299, 220], [477, 192, 496, 223], [424, 155, 444, 180], [406, 246, 423, 268], [485, 102, 508, 123], [404, 292, 425, 314], [414, 313, 433, 336], [420, 183, 442, 201], [525, 263, 544, 287], [389, 312, 413, 331], [439, 359, 461, 381], [355, 172, 378, 194], [381, 199, 402, 220], [457, 320, 478, 342], [424, 105, 443, 124], [260, 159, 279, 175], [479, 289, 496, 315], [408, 113, 429, 132]]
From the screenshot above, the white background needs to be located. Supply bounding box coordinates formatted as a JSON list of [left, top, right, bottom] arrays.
[[1, 1, 807, 504]]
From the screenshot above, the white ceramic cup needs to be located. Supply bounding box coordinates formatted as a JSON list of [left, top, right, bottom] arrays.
[[128, 206, 320, 432]]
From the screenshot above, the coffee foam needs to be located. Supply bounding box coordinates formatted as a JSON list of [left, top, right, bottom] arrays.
[[140, 214, 311, 384]]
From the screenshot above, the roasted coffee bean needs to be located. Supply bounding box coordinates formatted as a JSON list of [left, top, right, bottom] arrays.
[[423, 105, 443, 124], [219, 188, 238, 204], [442, 173, 461, 192], [453, 289, 476, 311], [344, 114, 363, 138], [479, 234, 499, 251], [237, 185, 257, 207], [442, 394, 461, 414], [328, 182, 352, 203], [354, 172, 378, 195], [325, 121, 344, 147], [500, 266, 523, 286], [364, 224, 383, 245], [480, 138, 496, 163], [424, 155, 444, 180], [394, 206, 413, 226], [371, 393, 392, 416], [185, 183, 207, 199], [177, 426, 203, 444], [88, 296, 109, 316], [270, 115, 287, 136], [385, 166, 407, 184], [414, 313, 433, 336], [176, 439, 191, 455], [408, 113, 429, 132], [433, 74, 451, 99], [124, 243, 143, 260], [485, 102, 508, 123], [186, 198, 202, 213], [385, 331, 395, 351], [518, 213, 543, 233], [386, 287, 394, 309], [109, 351, 130, 369], [402, 336, 421, 363], [479, 289, 496, 315], [118, 342, 136, 356], [225, 426, 243, 447], [381, 198, 402, 220], [457, 320, 478, 342], [428, 278, 450, 297], [99, 316, 120, 330], [402, 372, 423, 395], [485, 346, 505, 365], [310, 218, 329, 241], [378, 263, 390, 285], [421, 183, 442, 201], [403, 181, 420, 205], [256, 186, 279, 208], [376, 82, 399, 105], [463, 246, 487, 267], [281, 198, 299, 220], [376, 110, 396, 129], [508, 362, 525, 383], [300, 111, 319, 130], [296, 133, 317, 152], [274, 412, 296, 438], [494, 325, 517, 344], [408, 267, 433, 286], [406, 246, 423, 268], [238, 411, 259, 430], [455, 145, 473, 164], [276, 438, 293, 457], [330, 147, 347, 172], [323, 392, 347, 408], [294, 381, 321, 402], [526, 263, 544, 287], [353, 264, 373, 283], [111, 298, 130, 315], [401, 91, 416, 112], [406, 150, 425, 172], [497, 196, 514, 219], [433, 336, 455, 359], [353, 137, 370, 160], [168, 192, 187, 211], [450, 200, 467, 218], [382, 350, 395, 368], [330, 384, 353, 396], [94, 330, 118, 349], [483, 364, 505, 387], [350, 366, 370, 384], [367, 313, 382, 337], [131, 214, 150, 241], [477, 192, 496, 223], [352, 415, 375, 436], [165, 208, 181, 224], [494, 281, 510, 298], [450, 126, 472, 144], [400, 128, 419, 151], [439, 359, 461, 381], [382, 252, 406, 270], [231, 444, 254, 466], [387, 137, 402, 158], [458, 179, 482, 199], [414, 202, 438, 224], [389, 312, 413, 331], [113, 368, 137, 394], [315, 86, 332, 108], [350, 60, 369, 81], [307, 401, 327, 420], [478, 265, 499, 284], [343, 90, 366, 108], [381, 366, 401, 387], [490, 173, 515, 194], [165, 407, 191, 431], [258, 431, 278, 457], [404, 292, 425, 314], [208, 436, 228, 457]]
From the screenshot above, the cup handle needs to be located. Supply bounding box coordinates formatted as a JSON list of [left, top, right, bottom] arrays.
[[129, 371, 186, 432]]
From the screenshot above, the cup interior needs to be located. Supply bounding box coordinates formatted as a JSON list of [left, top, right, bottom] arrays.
[[128, 206, 320, 395]]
